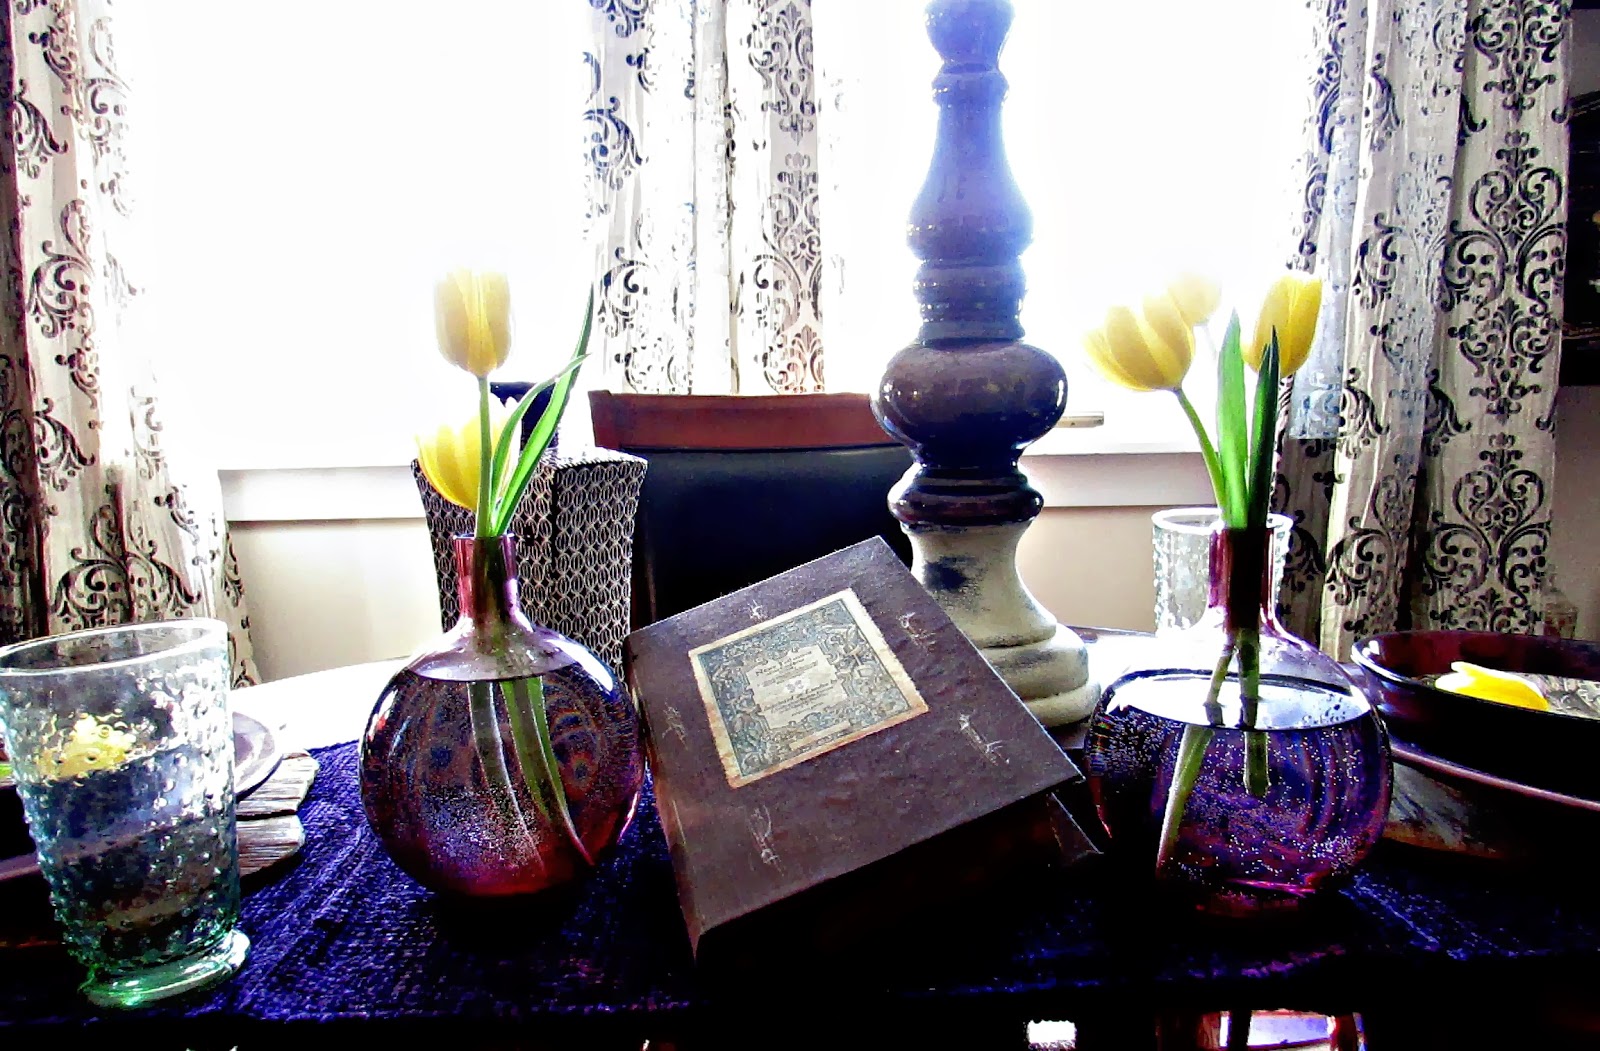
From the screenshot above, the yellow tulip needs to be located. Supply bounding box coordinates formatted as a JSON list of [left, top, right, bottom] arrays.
[[1167, 273, 1221, 327], [1435, 661, 1549, 711], [415, 398, 515, 512], [1247, 271, 1321, 376], [1083, 295, 1196, 392], [434, 269, 513, 378]]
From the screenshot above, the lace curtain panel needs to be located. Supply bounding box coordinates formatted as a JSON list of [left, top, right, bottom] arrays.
[[0, 2, 257, 683], [1277, 0, 1570, 657], [585, 0, 823, 395]]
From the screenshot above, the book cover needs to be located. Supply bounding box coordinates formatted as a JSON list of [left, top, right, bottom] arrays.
[[624, 537, 1094, 961]]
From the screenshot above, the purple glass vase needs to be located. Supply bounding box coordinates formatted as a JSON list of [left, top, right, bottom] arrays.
[[360, 535, 643, 897], [1084, 524, 1392, 916]]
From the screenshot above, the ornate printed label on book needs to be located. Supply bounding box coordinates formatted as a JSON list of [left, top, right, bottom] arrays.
[[689, 588, 928, 788]]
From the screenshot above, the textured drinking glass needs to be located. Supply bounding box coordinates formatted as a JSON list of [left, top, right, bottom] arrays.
[[1153, 508, 1291, 635], [0, 619, 248, 1007]]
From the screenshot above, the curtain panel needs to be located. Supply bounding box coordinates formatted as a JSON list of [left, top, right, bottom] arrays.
[[1277, 0, 1570, 657], [0, 1, 257, 683], [584, 0, 824, 395]]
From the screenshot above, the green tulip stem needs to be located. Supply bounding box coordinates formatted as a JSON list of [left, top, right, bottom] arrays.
[[1156, 639, 1235, 872], [475, 376, 494, 539], [1175, 388, 1230, 523], [468, 679, 533, 850], [1203, 634, 1235, 728], [1239, 629, 1270, 797], [1157, 723, 1213, 873], [502, 677, 593, 867]]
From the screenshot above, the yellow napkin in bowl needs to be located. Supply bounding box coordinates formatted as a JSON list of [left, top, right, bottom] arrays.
[[1435, 661, 1550, 711]]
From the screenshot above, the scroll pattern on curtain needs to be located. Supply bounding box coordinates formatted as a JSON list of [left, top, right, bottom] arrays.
[[584, 0, 824, 394], [0, 1, 257, 683], [1277, 0, 1568, 657]]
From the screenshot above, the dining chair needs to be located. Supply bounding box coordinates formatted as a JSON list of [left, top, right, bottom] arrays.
[[588, 392, 915, 628]]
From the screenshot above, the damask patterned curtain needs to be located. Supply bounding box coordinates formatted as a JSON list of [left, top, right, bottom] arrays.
[[0, 2, 257, 683], [1277, 0, 1568, 657], [584, 0, 823, 394]]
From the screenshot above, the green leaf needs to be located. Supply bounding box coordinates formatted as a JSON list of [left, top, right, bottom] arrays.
[[1215, 313, 1248, 528], [487, 354, 589, 507], [1176, 388, 1228, 518], [1247, 331, 1281, 530], [489, 288, 595, 536], [501, 676, 593, 866], [498, 678, 552, 825]]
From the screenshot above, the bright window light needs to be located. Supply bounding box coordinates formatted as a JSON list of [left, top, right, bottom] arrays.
[[118, 1, 1310, 468], [820, 0, 1314, 447], [118, 2, 592, 469]]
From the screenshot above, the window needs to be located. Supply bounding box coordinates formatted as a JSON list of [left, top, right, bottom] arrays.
[[119, 2, 592, 469], [120, 2, 1311, 468], [820, 1, 1314, 449]]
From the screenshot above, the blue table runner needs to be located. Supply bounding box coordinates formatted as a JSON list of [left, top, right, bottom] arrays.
[[2, 742, 1598, 1034]]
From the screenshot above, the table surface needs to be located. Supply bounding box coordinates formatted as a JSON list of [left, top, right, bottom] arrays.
[[4, 638, 1600, 1046]]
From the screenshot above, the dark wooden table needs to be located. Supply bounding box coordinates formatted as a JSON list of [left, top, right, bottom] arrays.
[[4, 647, 1600, 1049]]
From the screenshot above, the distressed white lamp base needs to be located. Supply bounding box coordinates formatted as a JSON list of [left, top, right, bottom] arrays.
[[909, 523, 1099, 727]]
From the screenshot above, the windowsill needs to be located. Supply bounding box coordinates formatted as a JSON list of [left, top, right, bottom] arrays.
[[220, 438, 1213, 523]]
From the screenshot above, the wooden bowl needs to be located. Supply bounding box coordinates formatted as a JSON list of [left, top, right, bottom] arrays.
[[1351, 630, 1600, 800], [1387, 736, 1600, 861]]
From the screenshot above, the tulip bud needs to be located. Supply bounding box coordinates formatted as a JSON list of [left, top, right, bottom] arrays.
[[434, 269, 513, 378], [1167, 273, 1222, 327], [1084, 296, 1196, 392], [1247, 272, 1321, 376], [415, 398, 515, 512]]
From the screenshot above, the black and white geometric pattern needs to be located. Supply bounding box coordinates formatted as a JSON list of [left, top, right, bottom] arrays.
[[413, 447, 646, 673]]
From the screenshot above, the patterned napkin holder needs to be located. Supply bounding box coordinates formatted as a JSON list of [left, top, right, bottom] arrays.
[[413, 445, 647, 672]]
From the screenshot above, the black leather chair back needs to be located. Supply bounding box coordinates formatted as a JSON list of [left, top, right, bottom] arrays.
[[589, 393, 914, 627]]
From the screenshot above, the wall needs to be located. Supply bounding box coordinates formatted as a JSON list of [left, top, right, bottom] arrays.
[[226, 449, 1205, 682], [1575, 9, 1600, 95], [1551, 386, 1600, 635], [1545, 10, 1600, 635], [1019, 507, 1165, 633], [229, 519, 439, 683]]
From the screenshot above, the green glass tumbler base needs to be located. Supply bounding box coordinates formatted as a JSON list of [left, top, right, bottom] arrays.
[[82, 929, 250, 1009]]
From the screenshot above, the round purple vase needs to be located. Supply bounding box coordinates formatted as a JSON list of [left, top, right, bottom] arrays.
[[1084, 524, 1392, 916], [360, 535, 643, 897]]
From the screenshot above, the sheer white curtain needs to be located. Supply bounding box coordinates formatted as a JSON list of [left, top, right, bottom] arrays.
[[583, 0, 828, 395], [1274, 0, 1570, 654], [1, 2, 256, 680]]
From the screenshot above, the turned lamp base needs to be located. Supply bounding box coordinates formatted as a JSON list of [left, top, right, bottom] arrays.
[[907, 522, 1099, 727], [874, 0, 1102, 729]]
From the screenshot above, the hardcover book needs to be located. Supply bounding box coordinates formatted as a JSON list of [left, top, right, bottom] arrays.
[[624, 537, 1094, 964]]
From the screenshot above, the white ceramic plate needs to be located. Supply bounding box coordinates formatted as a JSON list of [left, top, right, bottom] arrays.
[[232, 709, 282, 799]]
